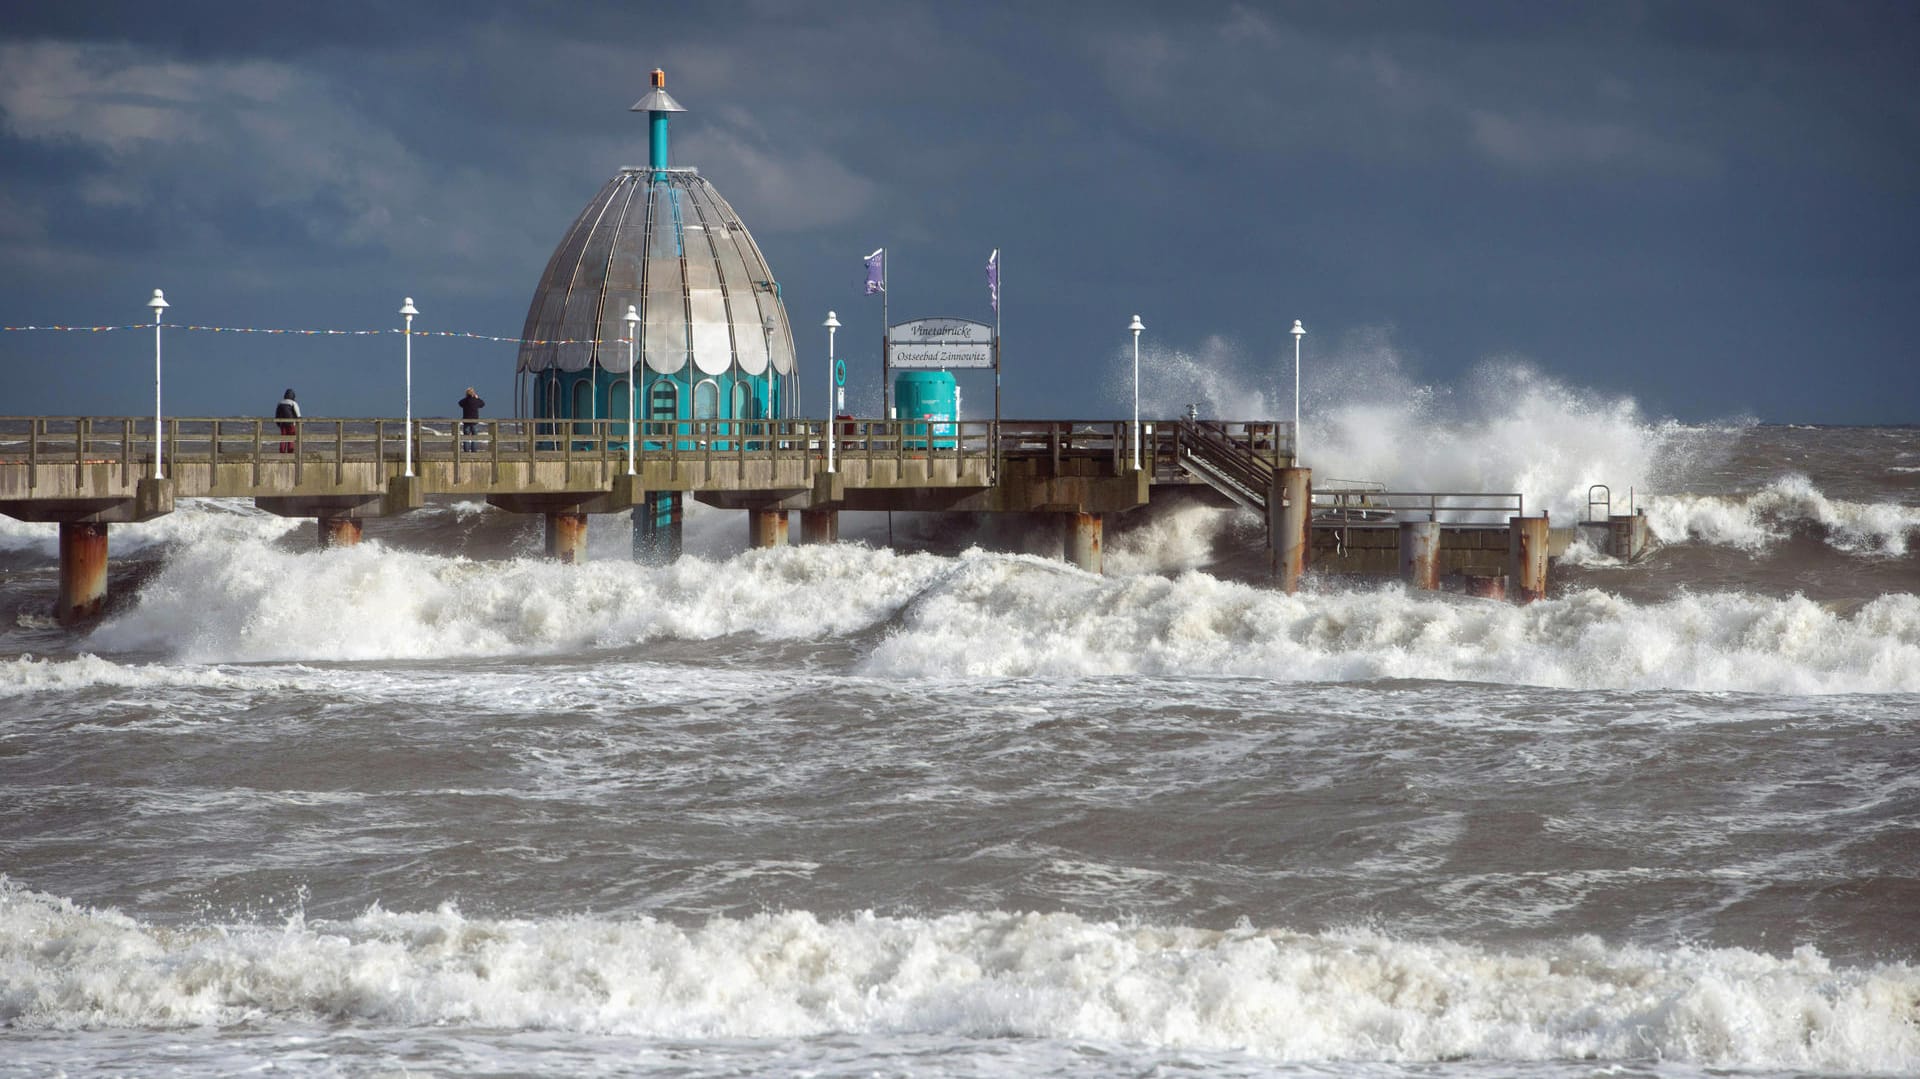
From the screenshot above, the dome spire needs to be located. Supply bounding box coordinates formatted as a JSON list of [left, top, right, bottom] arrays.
[[630, 68, 686, 176]]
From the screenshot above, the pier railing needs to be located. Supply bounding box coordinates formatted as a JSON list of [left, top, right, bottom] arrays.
[[0, 416, 1289, 493], [1313, 486, 1524, 525]]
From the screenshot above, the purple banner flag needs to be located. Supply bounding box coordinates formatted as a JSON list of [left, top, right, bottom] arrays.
[[864, 248, 885, 295], [986, 248, 999, 313]]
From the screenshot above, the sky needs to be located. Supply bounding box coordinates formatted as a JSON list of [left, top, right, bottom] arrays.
[[1, 0, 1915, 425]]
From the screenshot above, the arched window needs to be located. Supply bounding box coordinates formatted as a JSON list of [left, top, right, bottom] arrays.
[[609, 379, 632, 441], [694, 379, 720, 420], [648, 379, 678, 419], [571, 376, 595, 436]]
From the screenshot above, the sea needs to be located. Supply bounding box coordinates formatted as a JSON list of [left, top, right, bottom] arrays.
[[2, 372, 1917, 1077]]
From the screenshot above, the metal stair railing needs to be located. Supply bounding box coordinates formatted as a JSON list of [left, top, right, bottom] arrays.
[[1175, 419, 1277, 512]]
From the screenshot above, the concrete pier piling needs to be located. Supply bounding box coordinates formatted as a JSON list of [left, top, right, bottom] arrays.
[[749, 509, 789, 549], [317, 515, 363, 548], [635, 492, 683, 564], [800, 509, 838, 545], [1398, 519, 1441, 590], [1507, 514, 1550, 604], [1271, 467, 1311, 593], [56, 522, 109, 625], [1063, 512, 1103, 573], [544, 511, 589, 563]]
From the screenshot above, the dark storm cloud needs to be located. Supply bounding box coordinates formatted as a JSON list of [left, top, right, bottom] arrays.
[[0, 1, 1915, 422]]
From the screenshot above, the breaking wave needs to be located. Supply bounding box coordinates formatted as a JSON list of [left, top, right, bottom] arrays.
[[44, 541, 1919, 693], [1647, 474, 1920, 556], [2, 884, 1912, 1071]]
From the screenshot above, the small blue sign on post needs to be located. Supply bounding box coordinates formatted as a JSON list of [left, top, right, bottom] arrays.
[[833, 358, 847, 387]]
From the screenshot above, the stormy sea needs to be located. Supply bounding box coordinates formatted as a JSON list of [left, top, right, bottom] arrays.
[[2, 371, 1917, 1077]]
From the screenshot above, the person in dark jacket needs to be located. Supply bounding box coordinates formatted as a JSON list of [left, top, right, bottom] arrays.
[[458, 387, 485, 452], [275, 388, 300, 453]]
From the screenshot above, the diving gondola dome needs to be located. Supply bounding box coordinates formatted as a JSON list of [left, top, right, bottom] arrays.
[[516, 168, 794, 379], [515, 71, 793, 394]]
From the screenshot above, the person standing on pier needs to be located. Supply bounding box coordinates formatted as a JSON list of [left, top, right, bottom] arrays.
[[275, 388, 300, 453], [458, 387, 485, 452]]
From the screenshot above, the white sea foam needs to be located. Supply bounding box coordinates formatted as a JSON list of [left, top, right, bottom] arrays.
[[1105, 501, 1241, 576], [0, 498, 298, 561], [70, 540, 1920, 693], [0, 653, 305, 699], [866, 558, 1920, 692], [1, 884, 1911, 1071], [83, 540, 952, 663], [1647, 474, 1920, 556]]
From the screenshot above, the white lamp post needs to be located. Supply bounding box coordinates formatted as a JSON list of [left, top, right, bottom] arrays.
[[146, 289, 168, 479], [1290, 318, 1305, 464], [824, 310, 840, 474], [1128, 314, 1144, 471], [625, 304, 640, 476], [400, 296, 418, 476]]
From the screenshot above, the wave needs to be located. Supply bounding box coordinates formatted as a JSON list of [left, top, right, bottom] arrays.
[[1648, 474, 1920, 557], [1, 884, 1911, 1071], [51, 542, 1920, 693], [0, 498, 300, 562]]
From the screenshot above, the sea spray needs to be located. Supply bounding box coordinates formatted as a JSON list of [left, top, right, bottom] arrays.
[[1120, 328, 1730, 522], [2, 884, 1913, 1072]]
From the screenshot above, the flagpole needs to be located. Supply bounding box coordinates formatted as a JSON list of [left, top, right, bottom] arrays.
[[993, 250, 1001, 482]]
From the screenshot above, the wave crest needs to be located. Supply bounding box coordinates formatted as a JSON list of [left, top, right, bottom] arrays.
[[2, 885, 1912, 1071]]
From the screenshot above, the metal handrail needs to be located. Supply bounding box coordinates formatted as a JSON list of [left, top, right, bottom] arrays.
[[1311, 490, 1525, 524]]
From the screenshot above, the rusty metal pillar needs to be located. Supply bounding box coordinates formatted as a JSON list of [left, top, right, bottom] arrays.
[[749, 509, 789, 549], [799, 509, 838, 545], [1608, 512, 1649, 562], [1270, 466, 1311, 593], [1062, 512, 1103, 573], [1507, 514, 1550, 604], [56, 522, 109, 626], [317, 515, 363, 548], [1398, 519, 1441, 591], [635, 492, 683, 564], [545, 511, 589, 563]]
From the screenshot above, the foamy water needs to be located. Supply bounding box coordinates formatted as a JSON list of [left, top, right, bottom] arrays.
[[2, 372, 1914, 1076], [32, 537, 1908, 693], [3, 884, 1913, 1072]]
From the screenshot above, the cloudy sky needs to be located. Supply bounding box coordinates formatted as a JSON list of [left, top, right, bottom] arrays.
[[2, 1, 1914, 424]]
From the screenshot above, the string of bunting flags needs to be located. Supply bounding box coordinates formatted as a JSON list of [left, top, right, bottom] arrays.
[[1, 324, 621, 346]]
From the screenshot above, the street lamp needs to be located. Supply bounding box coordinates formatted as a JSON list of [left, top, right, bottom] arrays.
[[1128, 314, 1144, 471], [1290, 318, 1305, 464], [147, 289, 168, 479], [625, 304, 640, 476], [400, 296, 418, 477], [824, 310, 841, 474]]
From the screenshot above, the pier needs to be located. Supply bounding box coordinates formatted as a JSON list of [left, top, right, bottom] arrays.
[[1, 415, 1646, 624]]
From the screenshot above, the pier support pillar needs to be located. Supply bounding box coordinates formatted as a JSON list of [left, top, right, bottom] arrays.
[[749, 509, 789, 549], [545, 511, 589, 564], [317, 515, 363, 548], [1607, 512, 1650, 562], [56, 522, 109, 626], [800, 509, 838, 545], [1507, 514, 1550, 604], [1398, 519, 1441, 591], [1270, 466, 1311, 593], [1062, 512, 1103, 573], [635, 492, 683, 564]]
